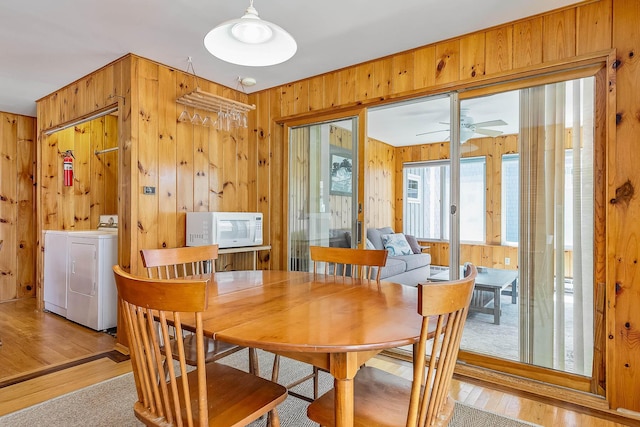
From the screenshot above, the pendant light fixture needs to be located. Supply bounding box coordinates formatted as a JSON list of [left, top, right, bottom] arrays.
[[204, 0, 297, 67]]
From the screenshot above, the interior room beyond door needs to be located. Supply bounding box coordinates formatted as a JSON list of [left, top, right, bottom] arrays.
[[288, 117, 359, 272]]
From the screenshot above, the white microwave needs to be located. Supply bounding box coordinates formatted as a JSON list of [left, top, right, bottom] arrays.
[[186, 212, 263, 248]]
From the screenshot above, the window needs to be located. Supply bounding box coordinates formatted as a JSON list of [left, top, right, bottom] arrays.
[[460, 158, 486, 242], [501, 154, 519, 245], [501, 150, 576, 248], [403, 157, 485, 242], [406, 174, 420, 203]]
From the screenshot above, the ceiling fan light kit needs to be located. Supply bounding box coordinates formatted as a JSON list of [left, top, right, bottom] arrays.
[[460, 126, 475, 143], [204, 0, 297, 67]]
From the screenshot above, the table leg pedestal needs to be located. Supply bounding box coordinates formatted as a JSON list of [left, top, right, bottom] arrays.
[[330, 352, 361, 427], [333, 378, 354, 427]]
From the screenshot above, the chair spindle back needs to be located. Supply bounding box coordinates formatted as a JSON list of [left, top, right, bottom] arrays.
[[408, 264, 477, 427], [113, 265, 209, 427], [140, 245, 218, 279], [309, 246, 388, 282]]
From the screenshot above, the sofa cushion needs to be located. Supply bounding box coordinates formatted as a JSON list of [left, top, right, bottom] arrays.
[[391, 253, 431, 271], [366, 228, 384, 250], [378, 226, 394, 236], [381, 233, 413, 256], [375, 258, 407, 280], [365, 238, 375, 250], [405, 234, 422, 254], [366, 227, 396, 250]]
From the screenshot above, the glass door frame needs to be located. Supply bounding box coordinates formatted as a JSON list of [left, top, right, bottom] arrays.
[[449, 93, 462, 278], [277, 59, 608, 394], [282, 108, 367, 271], [371, 62, 607, 395], [454, 64, 607, 393]]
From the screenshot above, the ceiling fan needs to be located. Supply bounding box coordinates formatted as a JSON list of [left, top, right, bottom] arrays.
[[416, 109, 508, 142]]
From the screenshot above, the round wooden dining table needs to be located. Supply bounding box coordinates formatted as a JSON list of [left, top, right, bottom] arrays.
[[182, 269, 423, 427]]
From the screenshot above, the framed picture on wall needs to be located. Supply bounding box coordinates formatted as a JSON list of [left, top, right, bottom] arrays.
[[330, 148, 353, 196]]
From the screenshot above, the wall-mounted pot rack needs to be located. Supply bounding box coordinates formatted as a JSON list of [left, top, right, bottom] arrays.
[[176, 87, 256, 114]]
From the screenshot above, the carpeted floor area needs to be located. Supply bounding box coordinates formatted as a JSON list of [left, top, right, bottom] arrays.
[[460, 293, 521, 359], [0, 349, 540, 427], [460, 292, 578, 374]]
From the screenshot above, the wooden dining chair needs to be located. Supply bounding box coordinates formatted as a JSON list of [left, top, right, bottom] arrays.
[[307, 264, 478, 427], [271, 245, 389, 402], [141, 245, 218, 280], [309, 245, 389, 281], [112, 265, 287, 427], [140, 245, 256, 372]]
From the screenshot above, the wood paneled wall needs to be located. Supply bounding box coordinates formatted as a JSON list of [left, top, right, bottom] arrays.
[[248, 0, 640, 414], [253, 0, 613, 269], [130, 57, 254, 273], [36, 55, 261, 285], [43, 115, 118, 230], [37, 55, 132, 295], [365, 137, 395, 229], [609, 0, 640, 412], [427, 241, 573, 277], [0, 112, 36, 302], [29, 0, 640, 414]]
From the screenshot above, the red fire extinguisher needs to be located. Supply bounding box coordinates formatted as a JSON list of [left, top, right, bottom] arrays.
[[63, 150, 74, 187]]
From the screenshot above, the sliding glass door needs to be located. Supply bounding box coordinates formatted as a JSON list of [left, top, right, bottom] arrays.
[[389, 71, 603, 388], [287, 67, 603, 389], [288, 118, 359, 271], [518, 77, 595, 375], [457, 76, 597, 377]]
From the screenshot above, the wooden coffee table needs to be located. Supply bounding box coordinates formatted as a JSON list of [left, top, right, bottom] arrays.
[[430, 267, 518, 325]]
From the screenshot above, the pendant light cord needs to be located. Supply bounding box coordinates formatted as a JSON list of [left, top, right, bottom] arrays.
[[186, 56, 201, 89]]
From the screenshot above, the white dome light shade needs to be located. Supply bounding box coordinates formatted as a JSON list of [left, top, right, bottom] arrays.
[[204, 2, 297, 67], [230, 7, 272, 44], [231, 20, 273, 44]]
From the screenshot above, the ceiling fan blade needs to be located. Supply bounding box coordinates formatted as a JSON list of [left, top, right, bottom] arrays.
[[474, 128, 504, 137], [472, 119, 507, 127], [416, 129, 448, 136]]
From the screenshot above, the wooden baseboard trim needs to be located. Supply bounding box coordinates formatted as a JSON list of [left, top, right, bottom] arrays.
[[0, 350, 129, 389], [454, 364, 640, 427], [380, 349, 640, 426]]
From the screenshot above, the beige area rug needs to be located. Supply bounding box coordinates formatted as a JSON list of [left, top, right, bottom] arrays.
[[0, 349, 540, 427]]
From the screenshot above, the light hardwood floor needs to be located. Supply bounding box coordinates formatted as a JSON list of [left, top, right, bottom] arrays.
[[0, 298, 635, 426]]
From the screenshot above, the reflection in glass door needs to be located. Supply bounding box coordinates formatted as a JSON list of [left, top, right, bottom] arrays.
[[288, 118, 358, 271], [458, 77, 596, 377]]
